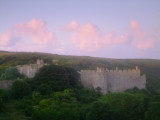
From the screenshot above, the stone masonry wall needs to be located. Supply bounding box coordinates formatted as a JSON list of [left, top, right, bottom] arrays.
[[80, 67, 146, 94], [17, 59, 45, 78]]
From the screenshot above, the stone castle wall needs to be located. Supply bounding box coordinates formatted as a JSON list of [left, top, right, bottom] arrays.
[[80, 67, 146, 94], [17, 59, 45, 78]]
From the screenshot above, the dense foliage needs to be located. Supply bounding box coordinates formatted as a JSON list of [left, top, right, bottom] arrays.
[[87, 93, 149, 120], [0, 86, 160, 120], [11, 80, 32, 99], [0, 67, 24, 80], [32, 65, 81, 94]]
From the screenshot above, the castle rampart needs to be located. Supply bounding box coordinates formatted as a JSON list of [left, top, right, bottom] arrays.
[[80, 66, 146, 94]]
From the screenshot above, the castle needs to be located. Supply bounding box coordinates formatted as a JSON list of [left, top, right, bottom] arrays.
[[80, 67, 146, 94], [16, 59, 146, 94], [17, 59, 45, 78]]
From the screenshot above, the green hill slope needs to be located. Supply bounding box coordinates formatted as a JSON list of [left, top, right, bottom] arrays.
[[0, 51, 160, 92]]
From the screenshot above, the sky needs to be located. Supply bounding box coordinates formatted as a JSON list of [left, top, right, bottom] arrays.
[[0, 0, 160, 59]]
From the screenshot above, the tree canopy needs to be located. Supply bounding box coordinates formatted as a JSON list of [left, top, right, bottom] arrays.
[[0, 66, 24, 80], [32, 65, 81, 94]]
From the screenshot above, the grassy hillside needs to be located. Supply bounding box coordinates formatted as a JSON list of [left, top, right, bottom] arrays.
[[0, 51, 160, 92]]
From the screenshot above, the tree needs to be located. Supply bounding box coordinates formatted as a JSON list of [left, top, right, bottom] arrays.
[[87, 92, 149, 120], [11, 80, 31, 99], [87, 101, 118, 120], [0, 96, 4, 112], [64, 67, 80, 86], [32, 89, 81, 120], [0, 89, 9, 101], [0, 89, 9, 112], [0, 66, 24, 80], [145, 102, 160, 120], [73, 88, 101, 104], [37, 84, 52, 95], [33, 65, 80, 93]]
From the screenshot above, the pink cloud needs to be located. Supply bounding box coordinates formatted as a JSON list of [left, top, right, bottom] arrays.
[[130, 21, 144, 38], [130, 21, 138, 30], [0, 32, 11, 46], [1, 19, 157, 54], [64, 21, 129, 52], [0, 18, 56, 52], [103, 33, 128, 46], [61, 21, 79, 31], [133, 39, 153, 50], [72, 24, 101, 51], [130, 21, 154, 50], [63, 21, 156, 52]]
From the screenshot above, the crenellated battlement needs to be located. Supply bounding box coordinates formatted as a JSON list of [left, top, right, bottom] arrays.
[[80, 66, 146, 94], [102, 66, 140, 73]]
